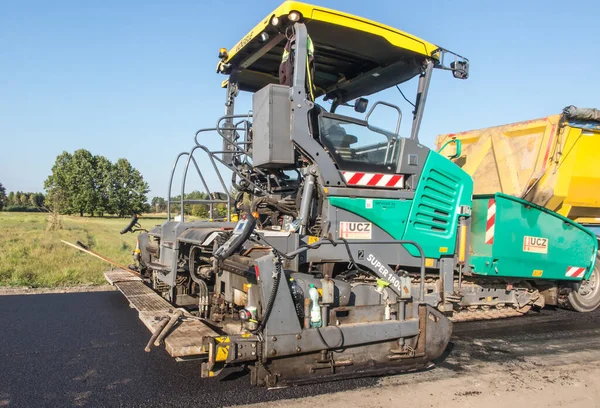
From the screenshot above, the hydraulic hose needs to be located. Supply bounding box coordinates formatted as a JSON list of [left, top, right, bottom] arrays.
[[213, 213, 256, 261], [316, 325, 345, 350], [120, 214, 139, 235], [253, 254, 282, 333]]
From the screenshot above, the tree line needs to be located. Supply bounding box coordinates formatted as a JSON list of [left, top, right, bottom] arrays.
[[0, 182, 45, 211], [44, 149, 149, 217], [149, 191, 229, 219], [2, 192, 45, 212]]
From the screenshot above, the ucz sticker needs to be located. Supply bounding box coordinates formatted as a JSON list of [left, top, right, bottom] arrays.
[[339, 221, 372, 239], [523, 236, 548, 254]]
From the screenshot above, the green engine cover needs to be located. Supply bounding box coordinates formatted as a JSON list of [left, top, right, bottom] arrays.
[[328, 151, 473, 258], [470, 193, 598, 281]]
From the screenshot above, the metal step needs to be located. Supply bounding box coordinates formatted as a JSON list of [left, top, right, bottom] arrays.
[[104, 269, 142, 284], [104, 269, 218, 358]]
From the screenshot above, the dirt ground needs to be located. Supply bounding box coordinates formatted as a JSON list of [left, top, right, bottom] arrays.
[[238, 348, 600, 408]]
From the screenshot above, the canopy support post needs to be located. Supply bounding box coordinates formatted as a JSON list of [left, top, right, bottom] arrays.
[[410, 59, 434, 143]]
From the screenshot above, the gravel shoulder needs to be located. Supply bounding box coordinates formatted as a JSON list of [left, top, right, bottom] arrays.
[[238, 350, 600, 408]]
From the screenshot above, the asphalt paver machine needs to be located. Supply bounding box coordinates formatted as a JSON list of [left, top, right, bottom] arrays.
[[108, 1, 598, 387]]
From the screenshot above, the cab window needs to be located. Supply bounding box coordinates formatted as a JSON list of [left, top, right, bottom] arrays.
[[319, 114, 399, 172]]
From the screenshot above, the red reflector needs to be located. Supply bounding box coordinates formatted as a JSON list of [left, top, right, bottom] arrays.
[[254, 265, 260, 278]]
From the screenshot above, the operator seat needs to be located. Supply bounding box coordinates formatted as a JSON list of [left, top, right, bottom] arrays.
[[322, 124, 357, 161]]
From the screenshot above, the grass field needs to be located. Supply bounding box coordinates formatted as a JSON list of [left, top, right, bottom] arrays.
[[0, 212, 160, 287]]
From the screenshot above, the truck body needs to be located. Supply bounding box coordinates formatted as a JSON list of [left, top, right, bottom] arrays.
[[436, 109, 600, 223]]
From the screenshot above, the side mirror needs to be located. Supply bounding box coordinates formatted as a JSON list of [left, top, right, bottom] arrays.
[[354, 98, 369, 113], [451, 60, 469, 80]]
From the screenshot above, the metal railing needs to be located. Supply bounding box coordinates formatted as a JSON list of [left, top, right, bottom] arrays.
[[167, 112, 260, 222]]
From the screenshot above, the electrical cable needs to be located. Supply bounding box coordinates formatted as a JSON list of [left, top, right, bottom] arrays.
[[338, 238, 370, 274], [396, 85, 416, 109], [316, 324, 345, 350], [252, 253, 282, 333], [255, 236, 369, 277]]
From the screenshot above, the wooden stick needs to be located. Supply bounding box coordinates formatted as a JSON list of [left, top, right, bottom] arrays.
[[61, 240, 141, 277]]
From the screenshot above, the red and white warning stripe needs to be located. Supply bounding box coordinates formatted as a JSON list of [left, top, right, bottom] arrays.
[[341, 172, 404, 189], [485, 199, 496, 244], [565, 266, 586, 278]]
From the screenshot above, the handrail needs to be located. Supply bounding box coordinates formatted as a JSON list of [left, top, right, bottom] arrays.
[[193, 143, 268, 196], [190, 154, 214, 213], [216, 113, 253, 133], [193, 113, 253, 148], [168, 112, 256, 223], [216, 114, 253, 153], [193, 125, 251, 156], [181, 199, 228, 205], [193, 128, 218, 146], [365, 101, 402, 136], [180, 145, 234, 222], [437, 138, 462, 159], [167, 152, 189, 220], [167, 151, 227, 221]]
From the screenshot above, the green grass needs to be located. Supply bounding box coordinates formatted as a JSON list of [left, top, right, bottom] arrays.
[[0, 212, 157, 287]]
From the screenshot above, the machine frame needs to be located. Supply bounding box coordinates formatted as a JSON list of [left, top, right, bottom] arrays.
[[109, 2, 598, 387]]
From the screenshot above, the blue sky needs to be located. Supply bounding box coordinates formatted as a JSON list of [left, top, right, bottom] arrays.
[[2, 0, 599, 198]]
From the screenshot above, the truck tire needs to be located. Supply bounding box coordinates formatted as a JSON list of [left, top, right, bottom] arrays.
[[566, 254, 600, 312]]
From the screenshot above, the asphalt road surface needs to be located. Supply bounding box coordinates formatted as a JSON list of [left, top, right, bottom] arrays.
[[1, 291, 600, 407]]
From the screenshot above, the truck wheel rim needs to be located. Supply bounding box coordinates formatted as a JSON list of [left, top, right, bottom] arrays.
[[578, 267, 599, 299]]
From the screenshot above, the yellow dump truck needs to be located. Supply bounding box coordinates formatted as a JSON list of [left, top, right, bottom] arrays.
[[436, 106, 600, 225]]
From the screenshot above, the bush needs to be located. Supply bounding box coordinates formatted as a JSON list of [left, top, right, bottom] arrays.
[[4, 206, 42, 212]]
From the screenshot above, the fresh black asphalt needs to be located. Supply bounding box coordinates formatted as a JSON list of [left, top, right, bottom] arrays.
[[1, 291, 599, 407], [0, 292, 378, 407]]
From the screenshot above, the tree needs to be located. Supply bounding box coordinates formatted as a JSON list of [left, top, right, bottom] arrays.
[[18, 192, 28, 206], [29, 193, 44, 208], [44, 149, 98, 216], [186, 191, 210, 218], [7, 191, 15, 207], [45, 151, 149, 217], [94, 155, 113, 216], [110, 158, 149, 217], [0, 182, 6, 210], [44, 152, 74, 214], [151, 196, 167, 213], [70, 149, 98, 216]]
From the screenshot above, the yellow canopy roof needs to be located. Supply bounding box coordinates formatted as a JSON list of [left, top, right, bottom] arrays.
[[218, 1, 441, 103]]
